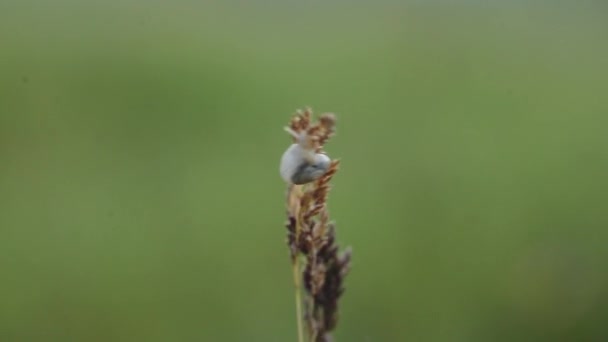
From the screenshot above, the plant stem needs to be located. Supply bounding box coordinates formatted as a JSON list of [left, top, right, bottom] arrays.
[[293, 257, 304, 342]]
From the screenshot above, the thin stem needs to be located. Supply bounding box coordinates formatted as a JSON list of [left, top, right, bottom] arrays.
[[293, 257, 304, 342]]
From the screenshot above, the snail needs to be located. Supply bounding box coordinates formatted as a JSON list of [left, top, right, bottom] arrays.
[[280, 127, 331, 185]]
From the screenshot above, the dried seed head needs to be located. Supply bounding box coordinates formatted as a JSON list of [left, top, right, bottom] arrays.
[[283, 107, 350, 342]]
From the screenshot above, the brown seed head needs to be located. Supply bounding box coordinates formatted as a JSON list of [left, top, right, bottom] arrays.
[[283, 108, 350, 342]]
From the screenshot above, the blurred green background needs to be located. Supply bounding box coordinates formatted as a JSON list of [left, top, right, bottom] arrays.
[[1, 1, 607, 341]]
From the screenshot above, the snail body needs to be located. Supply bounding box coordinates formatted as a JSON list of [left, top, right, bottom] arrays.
[[280, 127, 331, 185]]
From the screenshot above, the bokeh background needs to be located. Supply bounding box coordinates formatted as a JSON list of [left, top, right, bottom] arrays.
[[1, 1, 608, 341]]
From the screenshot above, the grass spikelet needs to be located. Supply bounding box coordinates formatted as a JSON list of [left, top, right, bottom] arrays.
[[283, 108, 351, 342]]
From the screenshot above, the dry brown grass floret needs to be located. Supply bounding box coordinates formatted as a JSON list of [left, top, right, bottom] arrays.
[[283, 107, 351, 342]]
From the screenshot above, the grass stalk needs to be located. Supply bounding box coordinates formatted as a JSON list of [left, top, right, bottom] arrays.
[[292, 257, 304, 342], [282, 108, 351, 342]]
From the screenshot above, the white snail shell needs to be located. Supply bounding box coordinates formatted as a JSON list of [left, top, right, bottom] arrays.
[[280, 128, 331, 185]]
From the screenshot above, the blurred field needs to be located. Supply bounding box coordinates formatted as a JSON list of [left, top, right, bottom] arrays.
[[1, 1, 607, 341]]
